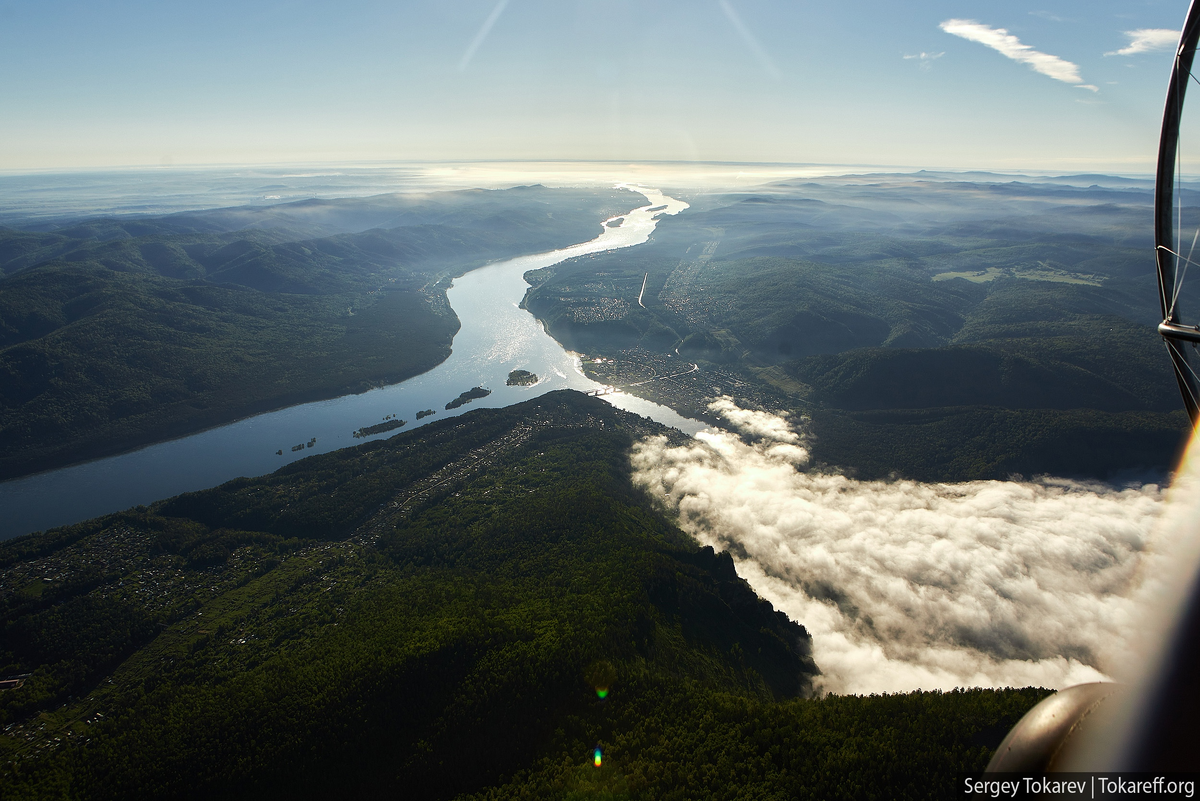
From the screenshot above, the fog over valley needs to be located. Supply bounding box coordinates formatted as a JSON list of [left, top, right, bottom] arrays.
[[632, 398, 1168, 695]]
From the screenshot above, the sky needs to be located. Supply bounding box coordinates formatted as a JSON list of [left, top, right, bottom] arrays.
[[0, 0, 1190, 173]]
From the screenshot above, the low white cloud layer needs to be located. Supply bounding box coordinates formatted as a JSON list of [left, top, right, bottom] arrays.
[[631, 399, 1172, 695], [940, 19, 1089, 88], [706, 396, 802, 444], [1106, 29, 1179, 57]]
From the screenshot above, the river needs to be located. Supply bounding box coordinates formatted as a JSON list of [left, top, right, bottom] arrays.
[[0, 187, 704, 540]]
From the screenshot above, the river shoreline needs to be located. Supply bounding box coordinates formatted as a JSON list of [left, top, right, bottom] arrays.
[[0, 348, 456, 483], [1, 186, 700, 540]]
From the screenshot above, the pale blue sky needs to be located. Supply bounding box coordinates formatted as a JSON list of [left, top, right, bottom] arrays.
[[0, 0, 1188, 172]]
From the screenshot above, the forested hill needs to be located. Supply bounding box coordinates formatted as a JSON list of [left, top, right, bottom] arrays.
[[1, 391, 1043, 799], [522, 178, 1189, 481], [0, 185, 639, 480]]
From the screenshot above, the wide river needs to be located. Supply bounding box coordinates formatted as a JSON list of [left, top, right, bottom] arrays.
[[0, 188, 704, 540]]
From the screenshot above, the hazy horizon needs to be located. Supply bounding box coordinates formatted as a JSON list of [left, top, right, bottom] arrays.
[[0, 158, 1172, 230]]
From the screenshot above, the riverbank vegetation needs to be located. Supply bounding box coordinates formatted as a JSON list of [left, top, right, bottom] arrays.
[[0, 186, 640, 480], [0, 392, 1042, 799]]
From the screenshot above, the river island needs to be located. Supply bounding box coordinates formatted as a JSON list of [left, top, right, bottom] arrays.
[[506, 369, 539, 386], [445, 387, 492, 410]]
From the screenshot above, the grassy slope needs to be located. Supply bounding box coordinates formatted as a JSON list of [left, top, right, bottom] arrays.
[[809, 407, 1188, 481], [0, 392, 1042, 799], [0, 187, 638, 480]]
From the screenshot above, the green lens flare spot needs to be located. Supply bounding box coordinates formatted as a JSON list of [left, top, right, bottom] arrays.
[[595, 687, 609, 699], [593, 747, 602, 767]]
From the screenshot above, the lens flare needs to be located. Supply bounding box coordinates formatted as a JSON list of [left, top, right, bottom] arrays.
[[584, 660, 616, 700], [593, 747, 602, 767]]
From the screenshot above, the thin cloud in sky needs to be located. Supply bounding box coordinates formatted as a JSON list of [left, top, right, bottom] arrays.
[[459, 0, 510, 73], [940, 18, 1096, 91], [1106, 29, 1179, 57], [718, 0, 781, 80], [904, 51, 945, 71], [1029, 11, 1069, 24]]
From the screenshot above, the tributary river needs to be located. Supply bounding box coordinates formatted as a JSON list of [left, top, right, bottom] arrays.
[[0, 187, 705, 540]]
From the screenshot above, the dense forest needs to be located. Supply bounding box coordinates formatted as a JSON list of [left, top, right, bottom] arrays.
[[523, 177, 1190, 481], [0, 186, 638, 480], [0, 392, 1044, 799]]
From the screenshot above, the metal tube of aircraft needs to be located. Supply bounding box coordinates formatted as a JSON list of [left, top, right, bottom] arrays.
[[1156, 0, 1200, 424]]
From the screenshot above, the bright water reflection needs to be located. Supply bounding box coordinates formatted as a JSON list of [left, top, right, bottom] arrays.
[[0, 188, 704, 540]]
